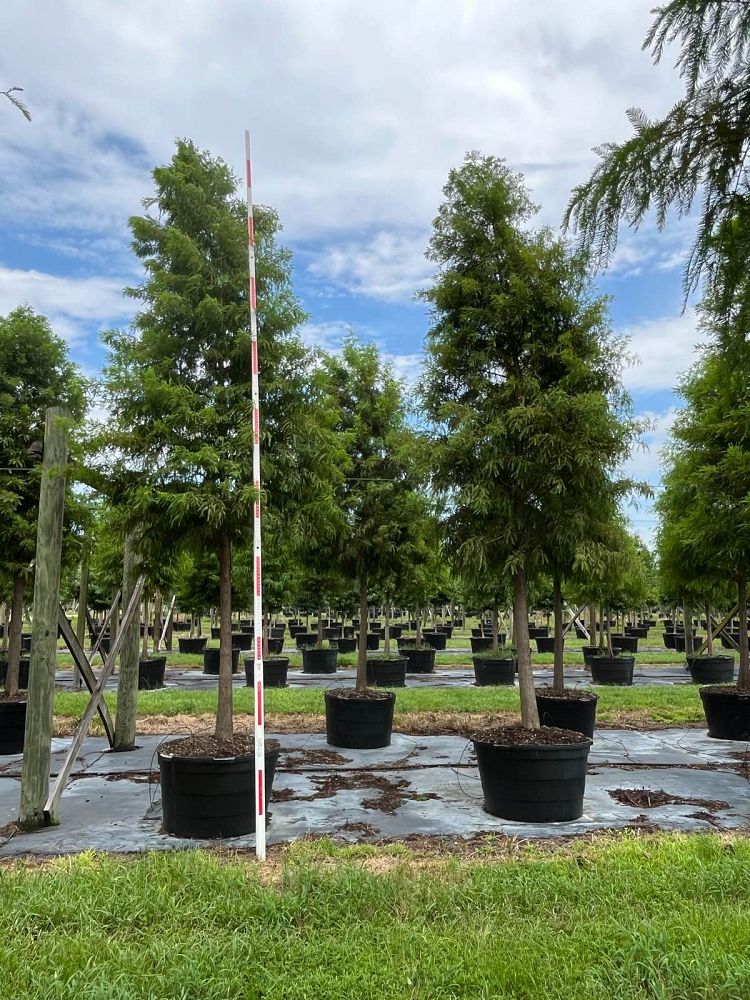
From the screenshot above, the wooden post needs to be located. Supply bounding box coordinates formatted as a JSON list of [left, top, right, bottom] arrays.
[[19, 407, 70, 828], [113, 533, 141, 752]]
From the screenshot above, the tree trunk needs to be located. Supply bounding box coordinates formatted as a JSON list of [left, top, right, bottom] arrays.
[[114, 534, 141, 752], [706, 603, 713, 656], [20, 407, 69, 826], [5, 575, 25, 697], [552, 576, 564, 691], [605, 607, 614, 656], [74, 554, 89, 690], [153, 591, 163, 653], [317, 607, 324, 645], [141, 594, 149, 660], [356, 572, 368, 692], [598, 602, 606, 649], [109, 593, 120, 660], [588, 604, 596, 646], [491, 603, 499, 654], [514, 567, 540, 729], [737, 577, 749, 691], [214, 532, 234, 741], [415, 606, 423, 645], [263, 610, 270, 660], [384, 602, 391, 657], [683, 601, 693, 656], [1, 601, 8, 652]]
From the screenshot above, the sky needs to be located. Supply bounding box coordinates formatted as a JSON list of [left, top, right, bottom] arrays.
[[1, 0, 705, 544]]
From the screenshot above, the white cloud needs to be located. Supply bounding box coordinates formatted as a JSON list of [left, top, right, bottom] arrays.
[[308, 231, 433, 302], [0, 266, 134, 344], [620, 406, 678, 485], [619, 309, 705, 392], [1, 0, 683, 248]]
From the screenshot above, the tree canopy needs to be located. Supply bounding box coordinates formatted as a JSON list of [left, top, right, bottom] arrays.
[[565, 0, 750, 313]]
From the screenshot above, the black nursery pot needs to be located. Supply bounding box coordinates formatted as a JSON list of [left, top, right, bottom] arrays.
[[245, 656, 289, 688], [534, 690, 599, 739], [472, 733, 591, 822], [324, 689, 395, 749], [302, 646, 338, 674], [400, 646, 435, 673], [0, 699, 27, 754], [202, 646, 241, 675], [470, 636, 493, 654], [423, 631, 447, 650], [359, 633, 380, 651], [138, 656, 167, 690], [366, 656, 407, 688], [231, 633, 255, 651], [686, 655, 735, 685], [178, 636, 207, 655], [611, 634, 638, 653], [159, 742, 280, 838], [535, 636, 557, 654], [663, 632, 677, 649], [336, 637, 357, 654], [473, 656, 516, 686], [700, 686, 750, 741], [589, 654, 635, 685], [295, 632, 318, 649], [0, 657, 30, 690], [210, 626, 221, 640]]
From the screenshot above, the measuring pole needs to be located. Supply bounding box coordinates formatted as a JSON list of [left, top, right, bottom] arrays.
[[245, 130, 266, 860]]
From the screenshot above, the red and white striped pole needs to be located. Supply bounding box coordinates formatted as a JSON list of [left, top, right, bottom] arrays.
[[245, 130, 266, 860]]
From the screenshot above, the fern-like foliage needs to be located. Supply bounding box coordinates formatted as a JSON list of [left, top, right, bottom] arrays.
[[564, 1, 750, 312], [2, 86, 31, 122]]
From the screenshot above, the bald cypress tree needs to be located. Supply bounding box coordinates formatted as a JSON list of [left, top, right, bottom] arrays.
[[99, 140, 337, 745]]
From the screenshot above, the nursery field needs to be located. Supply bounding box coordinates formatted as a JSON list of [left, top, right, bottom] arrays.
[[49, 682, 711, 734], [1, 835, 749, 999]]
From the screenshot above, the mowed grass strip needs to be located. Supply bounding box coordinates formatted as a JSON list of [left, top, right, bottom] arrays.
[[52, 683, 708, 730], [1, 835, 749, 999]]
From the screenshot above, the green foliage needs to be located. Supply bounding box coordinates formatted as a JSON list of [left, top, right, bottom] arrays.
[[657, 300, 750, 683], [565, 1, 750, 310], [0, 306, 86, 579], [318, 337, 428, 687], [1, 84, 31, 121], [421, 152, 644, 707], [96, 139, 339, 732], [422, 153, 640, 582]]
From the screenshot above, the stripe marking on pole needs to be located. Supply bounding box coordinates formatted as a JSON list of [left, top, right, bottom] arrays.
[[246, 129, 266, 861]]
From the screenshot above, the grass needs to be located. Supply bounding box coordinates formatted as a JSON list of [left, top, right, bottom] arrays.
[[1, 835, 749, 998], [52, 683, 709, 727]]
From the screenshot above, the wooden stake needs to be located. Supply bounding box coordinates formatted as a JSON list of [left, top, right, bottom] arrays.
[[19, 408, 69, 828]]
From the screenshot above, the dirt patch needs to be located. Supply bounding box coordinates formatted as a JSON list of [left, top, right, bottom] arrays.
[[158, 734, 281, 758], [471, 724, 591, 747], [270, 787, 299, 803], [283, 749, 352, 768], [609, 787, 731, 811], [338, 820, 378, 836], [105, 771, 159, 784], [686, 810, 724, 828], [0, 822, 19, 842], [287, 770, 440, 814], [49, 708, 705, 741]]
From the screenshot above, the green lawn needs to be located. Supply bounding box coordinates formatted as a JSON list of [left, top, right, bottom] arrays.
[[53, 682, 708, 727], [1, 835, 749, 998]]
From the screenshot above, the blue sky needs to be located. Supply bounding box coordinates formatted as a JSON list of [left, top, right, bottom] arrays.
[[1, 0, 704, 544]]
